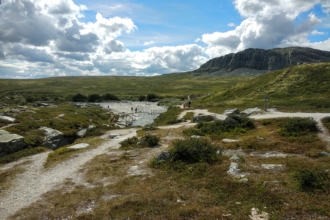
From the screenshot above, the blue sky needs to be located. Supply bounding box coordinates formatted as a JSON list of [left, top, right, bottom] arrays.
[[0, 0, 330, 78]]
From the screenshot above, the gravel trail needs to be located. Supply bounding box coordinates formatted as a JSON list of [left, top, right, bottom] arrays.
[[2, 110, 330, 219], [0, 128, 137, 220]]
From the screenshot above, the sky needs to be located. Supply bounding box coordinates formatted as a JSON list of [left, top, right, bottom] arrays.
[[0, 0, 330, 79]]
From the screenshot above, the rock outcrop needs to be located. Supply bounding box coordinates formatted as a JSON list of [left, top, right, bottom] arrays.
[[0, 130, 25, 155], [39, 127, 71, 150], [194, 47, 330, 77]]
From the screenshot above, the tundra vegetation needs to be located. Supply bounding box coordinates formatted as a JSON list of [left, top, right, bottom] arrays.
[[1, 62, 330, 219]]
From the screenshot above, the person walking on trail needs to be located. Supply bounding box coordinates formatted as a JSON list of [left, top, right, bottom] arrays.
[[188, 101, 191, 108], [135, 107, 137, 113]]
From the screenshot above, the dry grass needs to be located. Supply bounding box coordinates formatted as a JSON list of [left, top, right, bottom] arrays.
[[8, 118, 330, 219], [44, 136, 104, 169], [0, 162, 30, 196]]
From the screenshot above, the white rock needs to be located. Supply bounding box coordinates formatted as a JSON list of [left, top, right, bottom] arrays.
[[68, 143, 89, 149]]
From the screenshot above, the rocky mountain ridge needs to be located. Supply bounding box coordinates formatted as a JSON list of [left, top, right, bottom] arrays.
[[194, 47, 330, 77]]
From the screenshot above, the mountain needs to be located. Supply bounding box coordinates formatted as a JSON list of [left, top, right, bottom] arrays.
[[194, 47, 330, 77]]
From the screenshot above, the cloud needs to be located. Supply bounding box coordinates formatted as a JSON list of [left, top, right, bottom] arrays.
[[201, 0, 329, 58], [93, 44, 207, 75], [0, 0, 57, 46], [227, 23, 236, 27], [312, 30, 326, 35], [7, 44, 54, 63], [144, 41, 155, 46]]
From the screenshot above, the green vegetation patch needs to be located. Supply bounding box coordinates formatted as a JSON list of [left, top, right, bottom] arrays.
[[120, 134, 159, 149], [184, 115, 255, 137], [0, 147, 47, 164], [152, 106, 183, 126], [280, 117, 318, 137], [294, 169, 330, 193]]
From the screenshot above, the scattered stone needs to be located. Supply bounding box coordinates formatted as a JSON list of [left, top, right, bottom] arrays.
[[257, 136, 265, 140], [266, 108, 277, 112], [156, 151, 171, 161], [191, 135, 200, 138], [238, 178, 249, 183], [223, 108, 240, 115], [320, 151, 330, 157], [109, 134, 119, 139], [263, 181, 283, 186], [250, 151, 288, 158], [76, 128, 87, 138], [68, 143, 89, 149], [222, 139, 239, 143], [261, 164, 285, 170], [10, 109, 20, 114], [0, 116, 16, 122], [0, 130, 25, 155], [249, 207, 269, 220], [227, 162, 249, 178], [37, 103, 50, 107], [230, 155, 242, 162], [88, 125, 96, 130], [241, 107, 263, 116], [39, 127, 71, 150]]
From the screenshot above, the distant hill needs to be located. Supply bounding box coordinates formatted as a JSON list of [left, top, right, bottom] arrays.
[[193, 47, 330, 77], [201, 62, 330, 111]]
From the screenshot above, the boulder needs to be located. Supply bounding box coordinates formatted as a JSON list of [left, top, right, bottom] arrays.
[[241, 107, 262, 116], [0, 116, 16, 122], [39, 127, 70, 150], [224, 116, 239, 125], [223, 108, 240, 115], [320, 151, 330, 157], [156, 151, 171, 161], [76, 128, 88, 138], [0, 130, 25, 155]]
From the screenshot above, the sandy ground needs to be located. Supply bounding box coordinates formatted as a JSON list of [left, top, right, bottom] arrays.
[[1, 109, 330, 219], [0, 129, 137, 220]]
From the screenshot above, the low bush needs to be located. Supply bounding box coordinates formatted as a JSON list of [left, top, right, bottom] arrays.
[[120, 137, 138, 149], [170, 138, 219, 164], [280, 117, 318, 137], [294, 169, 330, 193], [193, 115, 255, 136], [321, 116, 330, 132], [140, 133, 160, 148], [47, 147, 76, 158]]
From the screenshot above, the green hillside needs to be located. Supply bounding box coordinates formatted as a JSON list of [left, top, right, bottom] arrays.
[[199, 62, 330, 112], [0, 73, 246, 103]]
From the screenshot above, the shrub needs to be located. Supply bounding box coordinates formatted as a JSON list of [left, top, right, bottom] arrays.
[[170, 138, 219, 164], [120, 137, 138, 149], [72, 93, 88, 102], [294, 169, 330, 193], [140, 133, 159, 148], [103, 93, 120, 101], [194, 115, 255, 136], [280, 117, 318, 137], [147, 93, 157, 101], [139, 95, 146, 101], [88, 94, 102, 102]]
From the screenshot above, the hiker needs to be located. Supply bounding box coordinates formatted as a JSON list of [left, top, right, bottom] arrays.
[[135, 107, 137, 113], [188, 101, 191, 108], [183, 103, 186, 108], [131, 107, 133, 111]]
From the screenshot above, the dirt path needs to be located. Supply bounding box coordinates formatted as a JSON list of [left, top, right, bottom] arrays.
[[2, 110, 330, 219], [0, 128, 137, 220]]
